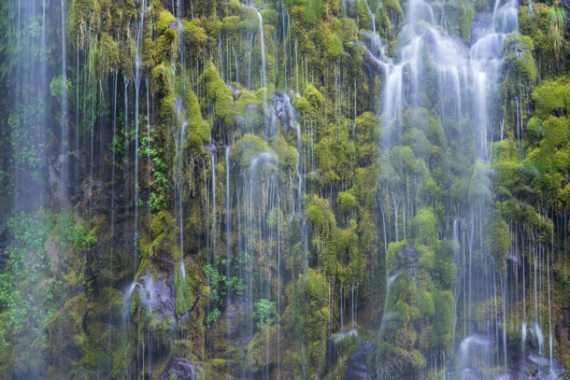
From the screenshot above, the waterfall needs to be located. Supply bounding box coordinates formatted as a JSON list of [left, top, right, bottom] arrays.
[[133, 0, 146, 266], [210, 148, 217, 265], [1, 0, 568, 378], [59, 0, 69, 204], [226, 145, 232, 303]]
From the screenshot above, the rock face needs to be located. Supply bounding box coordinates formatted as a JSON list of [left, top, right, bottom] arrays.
[[344, 341, 377, 380], [159, 357, 201, 380], [225, 298, 254, 346], [138, 273, 176, 322], [504, 354, 567, 380], [272, 92, 297, 131]]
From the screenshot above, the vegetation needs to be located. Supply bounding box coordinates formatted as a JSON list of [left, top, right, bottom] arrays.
[[0, 0, 568, 378]]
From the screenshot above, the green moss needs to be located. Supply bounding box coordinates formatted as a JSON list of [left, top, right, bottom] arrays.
[[307, 195, 337, 238], [231, 133, 272, 168], [186, 87, 210, 145], [283, 269, 329, 376], [294, 84, 325, 121], [503, 33, 538, 83], [271, 135, 298, 174], [199, 64, 236, 129], [387, 240, 408, 272], [460, 1, 475, 42], [204, 15, 223, 38], [182, 19, 207, 45], [157, 10, 177, 35], [430, 290, 454, 351], [433, 242, 457, 288], [337, 191, 358, 215], [224, 0, 260, 33], [245, 326, 280, 373], [411, 208, 438, 245], [418, 244, 436, 271], [137, 211, 180, 278], [317, 25, 344, 60], [222, 15, 242, 33], [416, 289, 435, 318]]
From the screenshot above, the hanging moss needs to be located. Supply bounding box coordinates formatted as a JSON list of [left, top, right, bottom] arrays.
[[503, 33, 538, 83], [411, 208, 438, 246], [231, 133, 273, 168], [186, 87, 211, 148], [182, 19, 208, 45], [485, 210, 510, 263], [271, 135, 298, 175], [337, 191, 358, 215], [157, 10, 177, 35], [460, 0, 475, 42], [283, 269, 329, 377], [430, 290, 454, 351], [199, 64, 236, 129], [307, 195, 337, 238]]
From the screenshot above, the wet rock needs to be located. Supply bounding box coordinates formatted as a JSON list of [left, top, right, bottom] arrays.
[[392, 244, 421, 275], [528, 354, 550, 367], [343, 341, 377, 380], [175, 97, 184, 113], [225, 299, 254, 346], [137, 273, 176, 322], [460, 367, 485, 380], [227, 83, 241, 100], [206, 143, 217, 154], [159, 357, 201, 380], [272, 92, 297, 131]]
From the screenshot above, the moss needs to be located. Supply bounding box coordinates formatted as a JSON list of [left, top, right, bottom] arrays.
[[485, 210, 510, 263], [271, 135, 298, 174], [387, 240, 408, 272], [231, 133, 272, 168], [416, 289, 435, 318], [204, 15, 223, 39], [182, 19, 208, 45], [315, 123, 356, 185], [418, 244, 436, 271], [261, 8, 279, 25], [411, 208, 438, 246], [199, 64, 236, 129], [430, 290, 454, 351], [317, 25, 344, 60], [136, 211, 180, 278], [294, 84, 325, 121], [100, 32, 120, 69], [307, 195, 337, 238], [522, 77, 570, 206], [434, 242, 457, 289], [225, 0, 259, 32], [186, 87, 210, 145], [245, 326, 280, 373], [222, 15, 242, 33], [283, 269, 329, 376], [503, 33, 538, 83], [157, 10, 177, 35], [460, 1, 475, 42], [337, 191, 358, 215]]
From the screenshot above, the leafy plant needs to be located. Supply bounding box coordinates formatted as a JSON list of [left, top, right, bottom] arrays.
[[254, 299, 280, 330]]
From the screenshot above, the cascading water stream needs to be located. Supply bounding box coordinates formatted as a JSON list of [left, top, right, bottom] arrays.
[[59, 0, 69, 204], [226, 145, 232, 304], [255, 7, 270, 138], [133, 0, 146, 267], [366, 0, 533, 376], [1, 0, 568, 379]]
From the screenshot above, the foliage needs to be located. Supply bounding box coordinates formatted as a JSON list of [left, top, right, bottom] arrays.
[[253, 299, 280, 330], [0, 210, 93, 376]]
